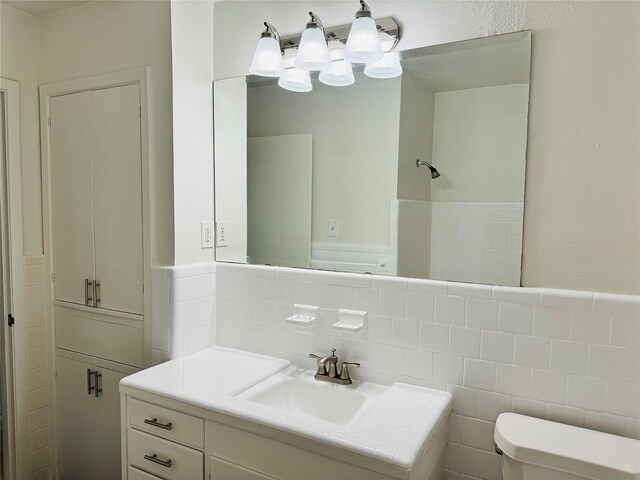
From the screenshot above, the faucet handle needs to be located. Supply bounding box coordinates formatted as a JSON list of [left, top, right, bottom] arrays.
[[339, 362, 360, 381], [308, 353, 326, 375]]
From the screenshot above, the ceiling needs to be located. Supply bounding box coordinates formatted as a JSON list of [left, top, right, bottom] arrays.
[[2, 0, 88, 17]]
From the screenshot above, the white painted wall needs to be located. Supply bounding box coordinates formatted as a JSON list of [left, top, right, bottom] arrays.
[[0, 5, 42, 255], [397, 71, 434, 202], [214, 1, 640, 295], [39, 0, 175, 265], [431, 84, 529, 202], [214, 77, 248, 264], [247, 74, 401, 247], [170, 0, 215, 265]]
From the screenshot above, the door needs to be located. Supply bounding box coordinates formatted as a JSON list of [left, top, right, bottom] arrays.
[[56, 355, 128, 480], [247, 134, 312, 268], [49, 92, 95, 306], [91, 85, 143, 315]]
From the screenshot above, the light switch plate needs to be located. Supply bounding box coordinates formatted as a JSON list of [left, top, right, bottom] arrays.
[[327, 219, 339, 238], [201, 221, 214, 249]]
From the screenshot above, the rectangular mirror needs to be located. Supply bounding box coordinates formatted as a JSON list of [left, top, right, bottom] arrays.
[[214, 31, 531, 286]]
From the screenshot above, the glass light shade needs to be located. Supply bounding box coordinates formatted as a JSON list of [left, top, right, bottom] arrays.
[[278, 68, 312, 93], [249, 37, 285, 77], [319, 60, 355, 87], [344, 16, 384, 64], [295, 27, 331, 71], [364, 51, 403, 79]]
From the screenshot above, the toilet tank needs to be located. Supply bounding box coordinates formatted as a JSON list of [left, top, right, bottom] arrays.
[[494, 413, 640, 480]]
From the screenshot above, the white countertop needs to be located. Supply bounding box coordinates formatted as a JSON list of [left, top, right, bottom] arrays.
[[120, 346, 452, 472]]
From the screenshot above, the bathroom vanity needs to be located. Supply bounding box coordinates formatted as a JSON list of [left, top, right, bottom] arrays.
[[119, 347, 452, 480]]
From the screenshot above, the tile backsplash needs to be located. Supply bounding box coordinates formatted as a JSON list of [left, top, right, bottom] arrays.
[[213, 262, 640, 480], [151, 263, 216, 364]]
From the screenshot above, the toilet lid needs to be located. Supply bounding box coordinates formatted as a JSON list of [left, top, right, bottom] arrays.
[[494, 413, 640, 480]]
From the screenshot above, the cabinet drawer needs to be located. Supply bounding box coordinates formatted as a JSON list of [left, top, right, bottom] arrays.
[[128, 428, 203, 480], [210, 456, 276, 480], [128, 466, 163, 480], [129, 398, 204, 448]]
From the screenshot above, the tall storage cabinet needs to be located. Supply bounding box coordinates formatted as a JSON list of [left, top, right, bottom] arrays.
[[49, 84, 143, 315], [42, 69, 151, 480]]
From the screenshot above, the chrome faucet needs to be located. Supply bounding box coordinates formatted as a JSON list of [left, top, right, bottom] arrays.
[[308, 348, 360, 385]]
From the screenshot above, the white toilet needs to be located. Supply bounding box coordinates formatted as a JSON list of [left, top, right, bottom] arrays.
[[494, 413, 640, 480]]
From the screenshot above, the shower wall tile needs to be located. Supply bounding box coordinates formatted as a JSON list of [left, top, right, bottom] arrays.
[[214, 261, 640, 480], [430, 202, 523, 286]]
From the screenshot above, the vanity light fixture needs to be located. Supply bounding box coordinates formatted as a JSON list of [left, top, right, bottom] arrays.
[[249, 4, 401, 92], [344, 0, 384, 64], [295, 12, 332, 71], [249, 22, 285, 77], [364, 51, 403, 79]]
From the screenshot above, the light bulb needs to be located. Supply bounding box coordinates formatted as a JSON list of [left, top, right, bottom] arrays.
[[278, 67, 313, 93], [319, 60, 355, 87], [364, 51, 403, 79]]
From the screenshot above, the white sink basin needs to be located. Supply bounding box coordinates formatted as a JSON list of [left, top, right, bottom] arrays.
[[236, 367, 387, 426]]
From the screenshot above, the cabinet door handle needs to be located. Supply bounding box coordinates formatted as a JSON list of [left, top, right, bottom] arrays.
[[93, 281, 101, 308], [84, 279, 93, 306], [86, 368, 95, 395], [144, 418, 173, 430], [144, 453, 172, 468], [94, 371, 102, 397]]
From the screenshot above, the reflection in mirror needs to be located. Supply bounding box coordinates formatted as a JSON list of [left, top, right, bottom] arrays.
[[214, 31, 531, 286]]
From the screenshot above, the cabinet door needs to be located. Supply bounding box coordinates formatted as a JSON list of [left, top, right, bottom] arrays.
[[91, 84, 144, 315], [56, 355, 99, 479], [56, 355, 127, 480], [49, 92, 95, 305], [93, 365, 128, 480]]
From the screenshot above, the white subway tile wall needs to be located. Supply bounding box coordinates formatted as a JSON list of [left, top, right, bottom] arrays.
[[214, 262, 640, 480], [430, 202, 523, 287], [151, 263, 216, 363], [23, 255, 50, 480]]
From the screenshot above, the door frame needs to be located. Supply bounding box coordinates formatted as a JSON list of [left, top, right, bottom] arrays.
[[39, 67, 153, 478], [0, 77, 27, 480]]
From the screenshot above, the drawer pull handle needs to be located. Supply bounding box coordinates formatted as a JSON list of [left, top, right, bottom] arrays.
[[94, 371, 102, 397], [86, 369, 95, 395], [144, 418, 173, 430], [144, 453, 172, 468]]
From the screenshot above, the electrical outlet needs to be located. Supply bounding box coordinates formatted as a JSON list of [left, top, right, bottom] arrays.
[[201, 221, 214, 249], [327, 219, 339, 238], [216, 221, 228, 247]]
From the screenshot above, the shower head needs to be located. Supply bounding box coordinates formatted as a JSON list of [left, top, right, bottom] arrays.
[[416, 159, 441, 179]]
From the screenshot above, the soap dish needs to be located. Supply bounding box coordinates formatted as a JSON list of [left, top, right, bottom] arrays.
[[286, 304, 319, 327], [286, 314, 316, 326], [333, 309, 367, 333]]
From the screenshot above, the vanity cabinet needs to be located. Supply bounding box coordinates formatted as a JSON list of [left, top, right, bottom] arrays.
[[49, 83, 144, 316], [121, 395, 443, 480], [56, 352, 137, 480]]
